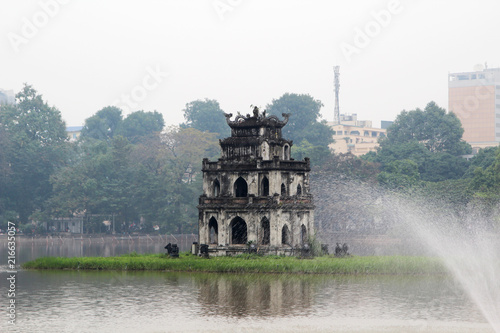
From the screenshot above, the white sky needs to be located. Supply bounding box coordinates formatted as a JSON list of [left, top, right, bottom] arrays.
[[2, 0, 500, 128]]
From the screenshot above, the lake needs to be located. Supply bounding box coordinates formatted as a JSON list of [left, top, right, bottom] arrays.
[[0, 236, 494, 333]]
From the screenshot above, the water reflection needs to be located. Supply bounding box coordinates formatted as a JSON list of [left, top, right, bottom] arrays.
[[1, 269, 493, 333], [196, 274, 314, 317]]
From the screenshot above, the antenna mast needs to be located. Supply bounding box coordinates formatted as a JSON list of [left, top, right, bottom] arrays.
[[334, 66, 340, 124]]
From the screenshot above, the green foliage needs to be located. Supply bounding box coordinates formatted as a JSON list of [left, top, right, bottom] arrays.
[[292, 139, 332, 166], [377, 159, 420, 190], [181, 99, 229, 139], [387, 101, 471, 155], [420, 152, 470, 182], [0, 84, 69, 223], [49, 126, 219, 233], [81, 106, 123, 141], [372, 102, 472, 185], [116, 110, 164, 143], [81, 107, 165, 143], [307, 235, 323, 257], [469, 147, 500, 199], [314, 152, 380, 183], [418, 178, 474, 207], [266, 93, 334, 148], [463, 146, 498, 178], [376, 140, 431, 167]]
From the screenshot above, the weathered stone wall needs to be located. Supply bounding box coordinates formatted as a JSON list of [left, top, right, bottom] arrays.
[[199, 207, 314, 247]]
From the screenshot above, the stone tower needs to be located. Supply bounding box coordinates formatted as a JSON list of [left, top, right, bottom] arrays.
[[198, 107, 314, 255]]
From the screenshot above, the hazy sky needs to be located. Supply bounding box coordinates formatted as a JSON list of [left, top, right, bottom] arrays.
[[2, 0, 500, 128]]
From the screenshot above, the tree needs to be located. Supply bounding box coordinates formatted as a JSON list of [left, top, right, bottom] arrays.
[[421, 152, 470, 182], [50, 136, 139, 232], [315, 152, 380, 183], [266, 93, 334, 148], [117, 110, 165, 143], [50, 123, 220, 233], [128, 127, 219, 233], [49, 140, 114, 218], [386, 101, 471, 155], [469, 147, 500, 197], [377, 159, 420, 190], [375, 140, 431, 167], [292, 139, 332, 167], [80, 106, 123, 141], [181, 99, 229, 138], [463, 146, 498, 178], [0, 84, 69, 223], [373, 102, 472, 182], [159, 127, 219, 232], [419, 178, 473, 208]]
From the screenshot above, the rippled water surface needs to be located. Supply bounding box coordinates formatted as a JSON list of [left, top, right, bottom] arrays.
[[0, 268, 493, 333]]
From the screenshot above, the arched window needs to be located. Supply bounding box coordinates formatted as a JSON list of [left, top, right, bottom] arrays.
[[282, 225, 290, 245], [296, 184, 302, 196], [230, 217, 247, 244], [281, 183, 286, 196], [283, 145, 289, 160], [234, 177, 248, 197], [209, 217, 218, 244], [261, 177, 269, 196], [213, 179, 220, 197], [301, 224, 307, 245], [261, 217, 270, 245]]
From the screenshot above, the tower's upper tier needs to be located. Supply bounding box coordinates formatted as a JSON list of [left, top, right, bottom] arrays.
[[223, 107, 290, 139], [219, 107, 293, 161]]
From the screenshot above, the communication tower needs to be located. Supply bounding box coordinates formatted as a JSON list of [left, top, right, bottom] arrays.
[[334, 66, 340, 124]]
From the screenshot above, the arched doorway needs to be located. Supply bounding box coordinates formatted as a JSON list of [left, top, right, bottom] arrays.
[[230, 217, 247, 244], [209, 217, 218, 244], [281, 225, 290, 245], [234, 177, 248, 197], [296, 184, 302, 196], [261, 217, 270, 245]]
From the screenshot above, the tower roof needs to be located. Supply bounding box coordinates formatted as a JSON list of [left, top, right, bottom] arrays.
[[224, 107, 290, 129]]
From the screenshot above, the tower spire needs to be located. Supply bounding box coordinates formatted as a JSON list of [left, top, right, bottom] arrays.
[[334, 66, 340, 124]]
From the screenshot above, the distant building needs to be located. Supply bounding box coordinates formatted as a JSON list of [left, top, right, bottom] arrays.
[[328, 114, 387, 156], [66, 126, 83, 142], [45, 217, 84, 233], [0, 89, 15, 104], [449, 67, 500, 151], [380, 120, 393, 130]]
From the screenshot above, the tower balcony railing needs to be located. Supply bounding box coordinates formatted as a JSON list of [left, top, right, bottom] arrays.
[[202, 157, 310, 172], [199, 194, 313, 207]]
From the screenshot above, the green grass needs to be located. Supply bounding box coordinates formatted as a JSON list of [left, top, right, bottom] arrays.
[[22, 253, 447, 275]]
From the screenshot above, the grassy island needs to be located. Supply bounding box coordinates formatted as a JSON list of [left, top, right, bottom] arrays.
[[22, 253, 447, 275]]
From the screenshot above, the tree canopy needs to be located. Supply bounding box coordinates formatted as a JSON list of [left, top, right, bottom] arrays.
[[371, 102, 472, 183], [7, 86, 500, 234], [49, 126, 219, 233], [117, 110, 164, 143], [80, 106, 123, 141], [80, 107, 165, 143], [0, 84, 69, 222], [266, 93, 334, 148], [385, 101, 471, 155], [181, 99, 229, 139]]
